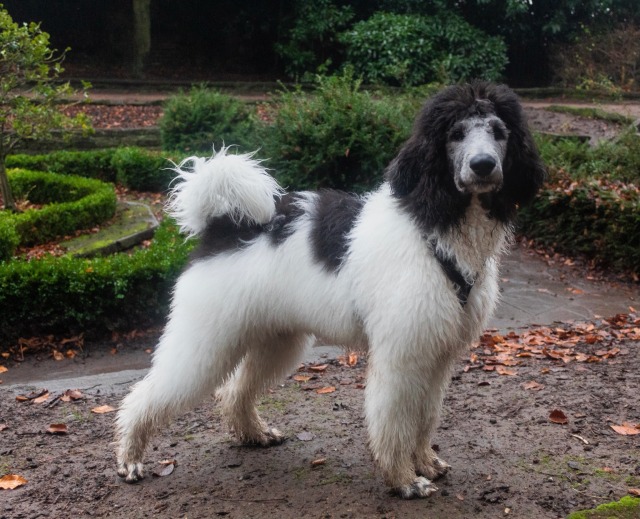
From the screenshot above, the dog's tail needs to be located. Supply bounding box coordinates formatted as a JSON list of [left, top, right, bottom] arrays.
[[167, 147, 284, 237]]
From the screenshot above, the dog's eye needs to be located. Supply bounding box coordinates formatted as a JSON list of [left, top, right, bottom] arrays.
[[491, 122, 508, 141], [449, 127, 465, 142]]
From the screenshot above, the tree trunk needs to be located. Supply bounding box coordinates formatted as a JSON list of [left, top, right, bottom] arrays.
[[132, 0, 151, 79], [0, 157, 16, 212]]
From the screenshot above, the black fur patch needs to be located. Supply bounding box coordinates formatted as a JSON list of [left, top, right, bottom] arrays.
[[310, 190, 364, 272], [189, 215, 263, 262], [267, 193, 305, 246]]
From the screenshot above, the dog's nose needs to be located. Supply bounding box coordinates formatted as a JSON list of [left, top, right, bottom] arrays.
[[469, 154, 497, 177]]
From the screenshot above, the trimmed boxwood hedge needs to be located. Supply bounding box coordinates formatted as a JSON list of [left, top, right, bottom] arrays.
[[519, 178, 640, 273], [6, 147, 177, 192], [0, 220, 193, 343], [0, 169, 117, 260]]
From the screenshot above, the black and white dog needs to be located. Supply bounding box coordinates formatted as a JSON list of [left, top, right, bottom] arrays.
[[116, 82, 545, 498]]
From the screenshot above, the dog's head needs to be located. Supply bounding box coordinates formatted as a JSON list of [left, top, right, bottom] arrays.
[[386, 81, 547, 230]]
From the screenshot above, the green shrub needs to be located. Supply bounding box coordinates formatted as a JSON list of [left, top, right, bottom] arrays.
[[275, 0, 354, 80], [6, 150, 117, 182], [7, 148, 177, 191], [0, 220, 193, 342], [538, 129, 640, 184], [159, 86, 256, 153], [339, 12, 507, 86], [519, 177, 640, 273], [111, 147, 174, 192], [258, 71, 415, 192], [0, 169, 116, 259]]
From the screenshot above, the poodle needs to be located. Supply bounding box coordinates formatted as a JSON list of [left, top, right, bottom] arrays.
[[115, 81, 546, 498]]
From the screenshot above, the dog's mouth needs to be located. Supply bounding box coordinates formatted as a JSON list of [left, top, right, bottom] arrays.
[[456, 176, 503, 194]]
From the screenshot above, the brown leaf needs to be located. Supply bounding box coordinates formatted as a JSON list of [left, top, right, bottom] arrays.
[[549, 409, 569, 425], [60, 389, 84, 402], [308, 364, 328, 372], [610, 423, 640, 436], [52, 350, 64, 361], [33, 392, 50, 404], [91, 405, 116, 414], [16, 389, 47, 402], [0, 474, 28, 490], [496, 366, 517, 376], [629, 488, 640, 497], [315, 386, 336, 394], [46, 423, 68, 434], [292, 375, 313, 382], [153, 461, 175, 477], [311, 458, 326, 467], [522, 381, 545, 391], [0, 366, 7, 374]]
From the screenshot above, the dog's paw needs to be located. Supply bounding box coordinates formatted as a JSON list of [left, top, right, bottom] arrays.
[[117, 461, 145, 483], [416, 455, 451, 480], [397, 477, 438, 499], [242, 427, 285, 447]]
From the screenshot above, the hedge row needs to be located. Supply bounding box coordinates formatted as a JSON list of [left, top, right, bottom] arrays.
[[0, 170, 117, 260], [0, 220, 193, 343], [519, 178, 640, 273], [6, 147, 176, 192]]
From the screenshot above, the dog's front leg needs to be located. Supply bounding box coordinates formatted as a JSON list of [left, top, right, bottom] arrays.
[[364, 360, 438, 499]]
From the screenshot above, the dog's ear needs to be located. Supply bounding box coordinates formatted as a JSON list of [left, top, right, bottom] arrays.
[[489, 85, 547, 207], [386, 136, 431, 197], [386, 95, 454, 198]]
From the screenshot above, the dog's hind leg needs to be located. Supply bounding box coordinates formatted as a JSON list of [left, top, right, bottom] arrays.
[[218, 333, 311, 446], [115, 321, 248, 483], [365, 358, 439, 499]]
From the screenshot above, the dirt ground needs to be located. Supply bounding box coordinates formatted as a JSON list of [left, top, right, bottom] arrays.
[[1, 326, 639, 519], [1, 97, 639, 518]]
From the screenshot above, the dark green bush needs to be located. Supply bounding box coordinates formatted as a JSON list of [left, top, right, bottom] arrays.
[[339, 12, 507, 86], [0, 220, 193, 343], [6, 150, 117, 182], [258, 71, 415, 192], [159, 86, 256, 153], [519, 177, 640, 273], [111, 147, 174, 192], [275, 0, 354, 80], [7, 148, 177, 191], [0, 169, 116, 259]]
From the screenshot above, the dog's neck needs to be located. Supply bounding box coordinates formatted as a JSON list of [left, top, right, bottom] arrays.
[[433, 196, 511, 284]]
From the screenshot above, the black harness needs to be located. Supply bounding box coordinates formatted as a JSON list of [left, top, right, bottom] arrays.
[[431, 241, 476, 307]]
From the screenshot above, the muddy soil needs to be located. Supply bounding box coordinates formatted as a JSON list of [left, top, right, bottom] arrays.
[[1, 335, 639, 519]]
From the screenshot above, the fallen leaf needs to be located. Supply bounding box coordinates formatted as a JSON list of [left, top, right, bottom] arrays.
[[496, 366, 517, 376], [292, 375, 313, 382], [60, 389, 84, 402], [311, 458, 326, 467], [610, 423, 640, 436], [297, 431, 315, 441], [315, 386, 336, 394], [308, 364, 328, 372], [0, 474, 28, 490], [522, 381, 545, 391], [91, 405, 116, 414], [153, 461, 175, 477], [46, 423, 68, 434], [629, 488, 640, 496], [16, 389, 48, 402], [33, 392, 50, 404], [549, 409, 569, 425], [0, 366, 7, 373], [52, 350, 64, 361]]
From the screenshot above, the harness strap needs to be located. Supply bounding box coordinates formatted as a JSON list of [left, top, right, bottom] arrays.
[[431, 241, 475, 307]]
